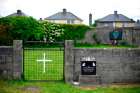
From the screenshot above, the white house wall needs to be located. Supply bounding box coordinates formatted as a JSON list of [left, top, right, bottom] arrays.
[[46, 19, 82, 24]]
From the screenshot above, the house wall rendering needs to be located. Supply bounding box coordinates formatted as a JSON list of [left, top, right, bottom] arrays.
[[46, 19, 82, 24], [97, 22, 135, 28]]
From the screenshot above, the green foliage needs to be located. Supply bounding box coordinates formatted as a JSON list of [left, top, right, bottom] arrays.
[[119, 40, 129, 46], [0, 80, 140, 93], [60, 24, 90, 40], [91, 20, 97, 27], [92, 22, 97, 27], [0, 24, 13, 45], [118, 40, 138, 48], [25, 42, 63, 48], [41, 21, 64, 42], [0, 17, 89, 44], [41, 21, 90, 42], [75, 43, 138, 48], [0, 16, 44, 43]]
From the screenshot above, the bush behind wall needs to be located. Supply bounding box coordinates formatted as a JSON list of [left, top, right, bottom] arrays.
[[60, 24, 90, 40]]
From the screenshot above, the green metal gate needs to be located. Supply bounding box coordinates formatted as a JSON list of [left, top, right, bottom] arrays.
[[23, 41, 64, 81]]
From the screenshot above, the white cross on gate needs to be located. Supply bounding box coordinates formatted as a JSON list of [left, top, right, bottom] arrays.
[[37, 53, 52, 73]]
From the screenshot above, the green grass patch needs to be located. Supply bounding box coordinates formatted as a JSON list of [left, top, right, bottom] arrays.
[[24, 48, 64, 80], [75, 43, 138, 48], [0, 80, 140, 93]]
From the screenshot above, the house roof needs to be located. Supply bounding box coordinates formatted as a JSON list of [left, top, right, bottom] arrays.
[[7, 10, 27, 17], [45, 9, 83, 21], [97, 11, 135, 22]]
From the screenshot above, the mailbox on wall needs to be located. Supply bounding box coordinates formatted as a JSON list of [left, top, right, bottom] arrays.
[[81, 57, 96, 75]]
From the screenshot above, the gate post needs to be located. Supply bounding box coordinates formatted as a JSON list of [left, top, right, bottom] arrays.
[[65, 40, 74, 84], [13, 40, 23, 79]]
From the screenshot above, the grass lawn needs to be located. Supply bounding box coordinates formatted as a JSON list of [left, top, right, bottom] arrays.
[[24, 48, 64, 80], [75, 43, 138, 48], [0, 80, 140, 93]]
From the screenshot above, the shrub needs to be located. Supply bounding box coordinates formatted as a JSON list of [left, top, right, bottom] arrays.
[[119, 40, 129, 46], [60, 24, 90, 40], [41, 21, 64, 42], [40, 22, 90, 42], [0, 24, 13, 45], [0, 17, 90, 44], [92, 23, 97, 27], [0, 16, 44, 43]]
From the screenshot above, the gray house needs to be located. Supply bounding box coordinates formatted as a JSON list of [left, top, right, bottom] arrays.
[[7, 10, 27, 17], [45, 9, 83, 24], [96, 11, 135, 28]]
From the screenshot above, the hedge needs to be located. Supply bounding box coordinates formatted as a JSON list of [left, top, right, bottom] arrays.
[[0, 16, 44, 45], [60, 24, 90, 40], [0, 17, 90, 45]]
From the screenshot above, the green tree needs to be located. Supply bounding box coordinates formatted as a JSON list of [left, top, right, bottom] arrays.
[[0, 16, 44, 42], [0, 24, 13, 45]]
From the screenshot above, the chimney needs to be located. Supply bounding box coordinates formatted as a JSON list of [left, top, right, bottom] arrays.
[[17, 10, 22, 15], [114, 11, 118, 15], [63, 8, 67, 14], [137, 20, 140, 23], [89, 13, 92, 26], [39, 18, 43, 21]]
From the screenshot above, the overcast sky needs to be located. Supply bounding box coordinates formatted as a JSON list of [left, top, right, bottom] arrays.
[[0, 0, 140, 24]]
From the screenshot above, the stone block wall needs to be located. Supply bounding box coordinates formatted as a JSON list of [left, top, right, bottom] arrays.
[[133, 28, 140, 46], [74, 48, 140, 84], [65, 40, 74, 84], [0, 46, 13, 79], [80, 27, 140, 46], [95, 27, 113, 44], [65, 40, 140, 85], [95, 27, 140, 46], [0, 40, 23, 80]]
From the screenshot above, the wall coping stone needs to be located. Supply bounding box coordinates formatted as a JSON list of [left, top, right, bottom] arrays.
[[73, 48, 140, 50], [0, 46, 13, 48]]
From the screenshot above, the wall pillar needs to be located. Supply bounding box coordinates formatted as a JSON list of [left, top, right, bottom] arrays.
[[65, 40, 74, 84], [13, 40, 23, 79]]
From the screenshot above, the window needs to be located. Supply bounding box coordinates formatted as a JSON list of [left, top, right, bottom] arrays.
[[67, 20, 74, 24], [67, 20, 70, 24], [71, 20, 74, 24]]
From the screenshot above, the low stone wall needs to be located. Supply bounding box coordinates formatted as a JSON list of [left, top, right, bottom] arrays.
[[78, 30, 96, 44], [0, 40, 22, 80], [65, 40, 140, 85], [133, 28, 140, 46], [0, 46, 13, 79], [95, 27, 113, 44], [95, 27, 140, 46]]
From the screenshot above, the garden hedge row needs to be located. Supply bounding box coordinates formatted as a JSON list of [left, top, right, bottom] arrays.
[[0, 16, 90, 45], [60, 24, 90, 40]]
